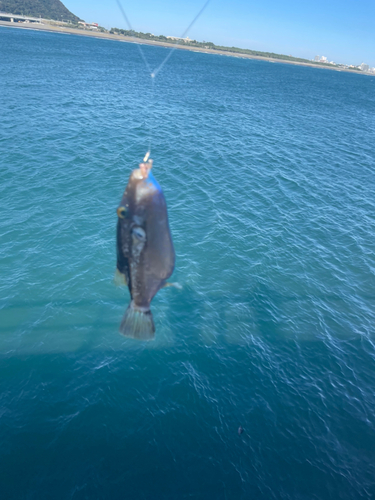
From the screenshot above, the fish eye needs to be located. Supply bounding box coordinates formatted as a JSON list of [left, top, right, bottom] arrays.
[[117, 206, 127, 219], [132, 226, 146, 241]]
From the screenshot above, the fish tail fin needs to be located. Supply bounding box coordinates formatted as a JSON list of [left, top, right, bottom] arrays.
[[119, 301, 155, 341]]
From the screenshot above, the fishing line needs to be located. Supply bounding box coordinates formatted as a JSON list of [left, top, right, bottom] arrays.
[[116, 0, 211, 158], [148, 76, 154, 155], [151, 0, 211, 78], [115, 0, 152, 74]]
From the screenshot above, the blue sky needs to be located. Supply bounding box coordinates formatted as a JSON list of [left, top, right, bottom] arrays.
[[64, 0, 375, 67]]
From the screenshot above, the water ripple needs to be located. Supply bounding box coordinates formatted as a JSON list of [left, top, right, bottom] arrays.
[[1, 26, 375, 500]]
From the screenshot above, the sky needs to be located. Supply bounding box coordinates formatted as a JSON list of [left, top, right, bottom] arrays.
[[63, 0, 375, 67]]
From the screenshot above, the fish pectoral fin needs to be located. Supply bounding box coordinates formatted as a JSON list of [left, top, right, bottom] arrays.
[[114, 268, 127, 287], [162, 282, 182, 290]]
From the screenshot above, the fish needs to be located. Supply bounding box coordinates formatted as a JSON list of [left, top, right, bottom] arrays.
[[116, 158, 175, 340]]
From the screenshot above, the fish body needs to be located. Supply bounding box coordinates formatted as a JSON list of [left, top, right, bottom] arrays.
[[116, 165, 175, 340]]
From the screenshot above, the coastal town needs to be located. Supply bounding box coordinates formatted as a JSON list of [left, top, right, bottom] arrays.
[[313, 55, 375, 74], [0, 9, 374, 75]]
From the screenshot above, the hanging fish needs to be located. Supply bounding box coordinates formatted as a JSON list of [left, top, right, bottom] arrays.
[[116, 157, 175, 340]]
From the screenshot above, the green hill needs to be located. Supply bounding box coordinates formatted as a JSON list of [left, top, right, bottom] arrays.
[[0, 0, 82, 22]]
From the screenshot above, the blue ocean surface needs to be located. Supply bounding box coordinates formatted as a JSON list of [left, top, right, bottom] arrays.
[[1, 26, 375, 499]]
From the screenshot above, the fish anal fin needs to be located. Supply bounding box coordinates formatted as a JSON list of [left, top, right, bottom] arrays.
[[114, 268, 127, 287]]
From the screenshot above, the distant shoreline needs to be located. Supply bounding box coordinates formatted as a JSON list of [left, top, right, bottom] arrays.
[[1, 20, 372, 77]]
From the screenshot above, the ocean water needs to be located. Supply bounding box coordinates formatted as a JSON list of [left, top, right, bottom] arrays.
[[1, 25, 375, 499]]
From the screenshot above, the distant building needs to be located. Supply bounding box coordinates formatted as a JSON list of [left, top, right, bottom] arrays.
[[320, 56, 328, 63], [314, 55, 320, 62], [166, 36, 191, 42], [359, 63, 369, 71], [78, 21, 99, 29]]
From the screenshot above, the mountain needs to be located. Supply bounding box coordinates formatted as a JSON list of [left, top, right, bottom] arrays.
[[0, 0, 82, 22]]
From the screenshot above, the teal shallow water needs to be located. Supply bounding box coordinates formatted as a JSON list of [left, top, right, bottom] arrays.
[[1, 26, 375, 499]]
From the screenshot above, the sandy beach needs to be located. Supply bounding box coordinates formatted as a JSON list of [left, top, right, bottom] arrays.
[[0, 20, 371, 76]]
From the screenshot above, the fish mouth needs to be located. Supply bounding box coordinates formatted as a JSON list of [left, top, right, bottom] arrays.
[[132, 158, 153, 180], [133, 168, 144, 180]]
